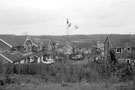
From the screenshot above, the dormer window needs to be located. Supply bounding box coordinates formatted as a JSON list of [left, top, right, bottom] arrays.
[[127, 47, 131, 52], [116, 48, 122, 53]]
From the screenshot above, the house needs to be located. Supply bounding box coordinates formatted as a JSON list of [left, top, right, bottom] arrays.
[[14, 52, 44, 64], [104, 34, 135, 63], [54, 42, 64, 53], [0, 35, 43, 53], [0, 34, 57, 64], [63, 42, 73, 55], [30, 38, 43, 52], [97, 41, 104, 56], [15, 35, 41, 53], [97, 41, 104, 51], [71, 41, 92, 54], [39, 39, 53, 53], [13, 38, 54, 64]]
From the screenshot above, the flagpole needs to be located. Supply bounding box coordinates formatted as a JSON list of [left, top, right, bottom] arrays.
[[66, 19, 70, 43], [66, 19, 70, 64], [66, 25, 69, 42]]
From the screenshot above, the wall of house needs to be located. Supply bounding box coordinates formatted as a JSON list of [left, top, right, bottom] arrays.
[[0, 40, 11, 52], [114, 48, 128, 59], [113, 47, 135, 60], [127, 47, 135, 59], [16, 46, 25, 53], [30, 56, 39, 63], [24, 39, 33, 52], [32, 45, 40, 52]]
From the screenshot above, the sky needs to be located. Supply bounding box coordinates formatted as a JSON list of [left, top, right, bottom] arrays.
[[0, 0, 135, 35]]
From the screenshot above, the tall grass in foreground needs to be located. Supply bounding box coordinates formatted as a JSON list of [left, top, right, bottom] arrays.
[[0, 61, 134, 83]]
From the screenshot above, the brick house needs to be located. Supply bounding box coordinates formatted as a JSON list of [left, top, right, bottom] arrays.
[[15, 35, 42, 53], [104, 35, 135, 63], [0, 35, 48, 64], [0, 35, 43, 53]]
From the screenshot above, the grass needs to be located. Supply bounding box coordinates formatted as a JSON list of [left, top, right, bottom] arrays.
[[0, 57, 135, 90], [2, 80, 135, 90]]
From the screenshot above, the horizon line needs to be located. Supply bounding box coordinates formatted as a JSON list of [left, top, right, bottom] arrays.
[[0, 33, 134, 36]]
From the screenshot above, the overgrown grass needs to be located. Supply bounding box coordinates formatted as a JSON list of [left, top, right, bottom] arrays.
[[0, 60, 134, 84]]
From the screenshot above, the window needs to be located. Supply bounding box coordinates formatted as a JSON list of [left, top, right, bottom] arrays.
[[24, 46, 27, 51], [127, 47, 131, 52], [116, 48, 122, 53], [125, 59, 131, 64]]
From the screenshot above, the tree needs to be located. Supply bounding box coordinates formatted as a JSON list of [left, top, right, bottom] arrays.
[[109, 49, 117, 65]]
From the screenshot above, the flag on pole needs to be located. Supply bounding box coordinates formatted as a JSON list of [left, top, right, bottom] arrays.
[[68, 23, 71, 28], [74, 25, 79, 30], [67, 18, 71, 28], [67, 19, 69, 24]]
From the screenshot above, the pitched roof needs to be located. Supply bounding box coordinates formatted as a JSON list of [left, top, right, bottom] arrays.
[[14, 35, 28, 45], [34, 39, 52, 48], [56, 41, 74, 49], [71, 41, 92, 48], [0, 35, 29, 47], [0, 51, 23, 63], [0, 51, 45, 63], [0, 35, 19, 47], [105, 34, 134, 48], [63, 42, 73, 49], [30, 38, 42, 46], [0, 35, 42, 47]]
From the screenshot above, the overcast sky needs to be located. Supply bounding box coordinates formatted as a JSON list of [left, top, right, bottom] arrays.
[[0, 0, 135, 35]]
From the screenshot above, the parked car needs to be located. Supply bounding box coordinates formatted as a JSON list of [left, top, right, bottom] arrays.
[[70, 53, 84, 60], [41, 57, 55, 64]]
